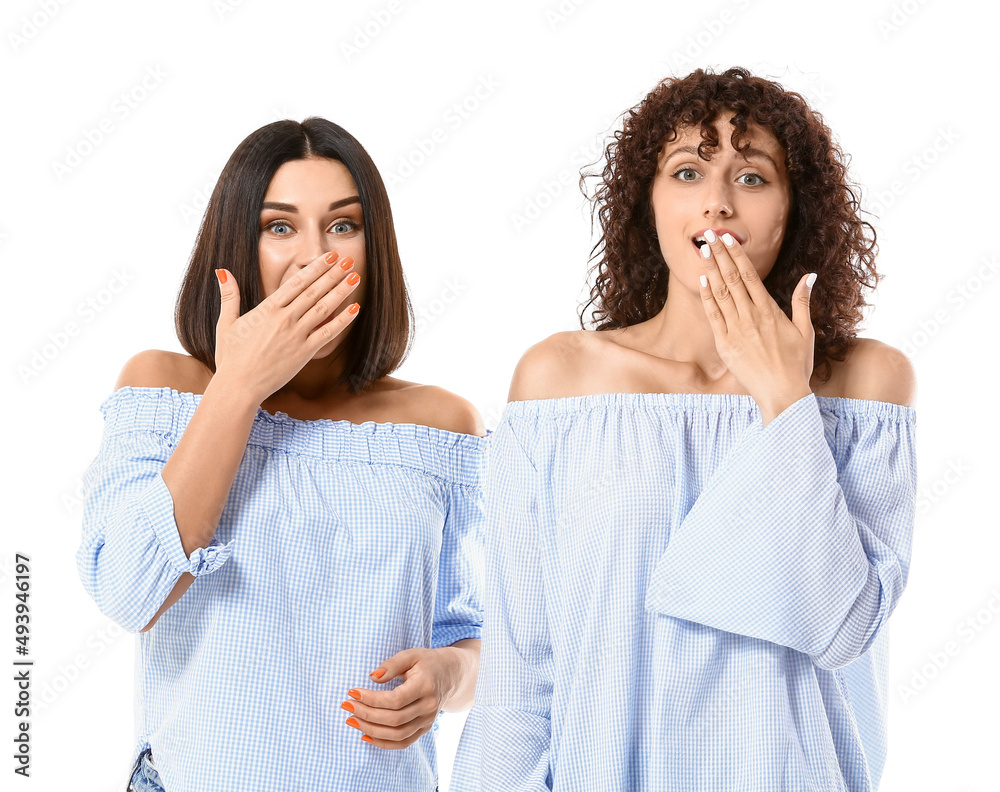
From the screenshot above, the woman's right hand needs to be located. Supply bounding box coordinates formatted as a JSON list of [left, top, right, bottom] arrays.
[[212, 251, 361, 403]]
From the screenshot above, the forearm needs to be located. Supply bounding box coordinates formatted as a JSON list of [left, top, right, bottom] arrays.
[[161, 373, 261, 554], [141, 375, 260, 631], [440, 638, 481, 712]]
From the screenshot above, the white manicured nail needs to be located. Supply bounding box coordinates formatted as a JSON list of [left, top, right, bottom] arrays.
[[701, 242, 712, 258], [721, 233, 735, 247], [806, 272, 817, 289], [700, 275, 708, 287], [703, 229, 717, 243]]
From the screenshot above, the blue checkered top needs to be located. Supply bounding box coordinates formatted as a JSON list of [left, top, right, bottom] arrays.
[[77, 386, 488, 792], [451, 391, 917, 792]]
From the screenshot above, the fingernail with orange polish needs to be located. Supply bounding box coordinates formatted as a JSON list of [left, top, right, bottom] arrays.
[[339, 257, 354, 270], [370, 668, 385, 680], [347, 689, 361, 700], [361, 735, 374, 744], [341, 701, 355, 713], [345, 717, 360, 730]]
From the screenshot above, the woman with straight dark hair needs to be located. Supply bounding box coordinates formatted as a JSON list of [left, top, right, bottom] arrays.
[[78, 117, 486, 792], [453, 67, 918, 791]]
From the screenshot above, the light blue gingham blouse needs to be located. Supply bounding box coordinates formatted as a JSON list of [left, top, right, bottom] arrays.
[[77, 386, 488, 792], [452, 391, 917, 792]]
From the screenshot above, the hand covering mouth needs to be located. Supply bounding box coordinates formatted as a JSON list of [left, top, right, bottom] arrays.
[[692, 229, 744, 248]]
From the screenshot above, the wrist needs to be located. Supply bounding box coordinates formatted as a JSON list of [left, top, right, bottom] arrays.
[[435, 645, 465, 701], [759, 384, 812, 428], [205, 370, 264, 413], [438, 639, 480, 712]]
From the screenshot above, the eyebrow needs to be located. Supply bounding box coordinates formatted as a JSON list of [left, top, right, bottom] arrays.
[[662, 145, 779, 168], [260, 196, 361, 213]]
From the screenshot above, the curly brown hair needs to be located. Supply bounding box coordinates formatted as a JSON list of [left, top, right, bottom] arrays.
[[579, 66, 880, 384]]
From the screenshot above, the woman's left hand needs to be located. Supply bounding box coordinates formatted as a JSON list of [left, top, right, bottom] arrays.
[[339, 646, 468, 749], [698, 230, 816, 426]]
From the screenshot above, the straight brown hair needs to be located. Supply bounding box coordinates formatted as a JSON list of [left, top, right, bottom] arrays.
[[175, 117, 413, 393]]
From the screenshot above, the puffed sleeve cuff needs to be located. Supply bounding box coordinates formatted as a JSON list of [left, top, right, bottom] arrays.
[[144, 472, 235, 577], [431, 623, 483, 650], [644, 391, 914, 667]]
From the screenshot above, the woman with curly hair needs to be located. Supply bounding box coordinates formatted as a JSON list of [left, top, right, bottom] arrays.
[[452, 67, 917, 791]]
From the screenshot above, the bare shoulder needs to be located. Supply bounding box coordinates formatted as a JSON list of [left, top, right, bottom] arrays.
[[508, 330, 596, 401], [113, 350, 212, 395], [390, 380, 487, 437], [840, 338, 917, 408]]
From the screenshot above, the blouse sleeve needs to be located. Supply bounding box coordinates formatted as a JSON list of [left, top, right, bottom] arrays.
[[453, 414, 553, 791], [431, 448, 488, 649], [76, 399, 234, 633], [644, 392, 917, 671]]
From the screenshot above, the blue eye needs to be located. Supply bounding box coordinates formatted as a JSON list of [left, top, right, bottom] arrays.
[[332, 220, 358, 234], [672, 168, 701, 182], [738, 173, 766, 186], [265, 221, 291, 235]]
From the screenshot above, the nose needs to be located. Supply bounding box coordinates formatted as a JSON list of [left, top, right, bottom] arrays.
[[296, 227, 330, 268], [702, 176, 733, 218]]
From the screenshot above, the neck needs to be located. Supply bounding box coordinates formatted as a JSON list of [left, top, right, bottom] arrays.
[[632, 272, 729, 381], [274, 342, 353, 403]]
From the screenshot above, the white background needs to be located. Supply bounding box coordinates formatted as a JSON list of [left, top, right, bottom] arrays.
[[3, 0, 998, 790]]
